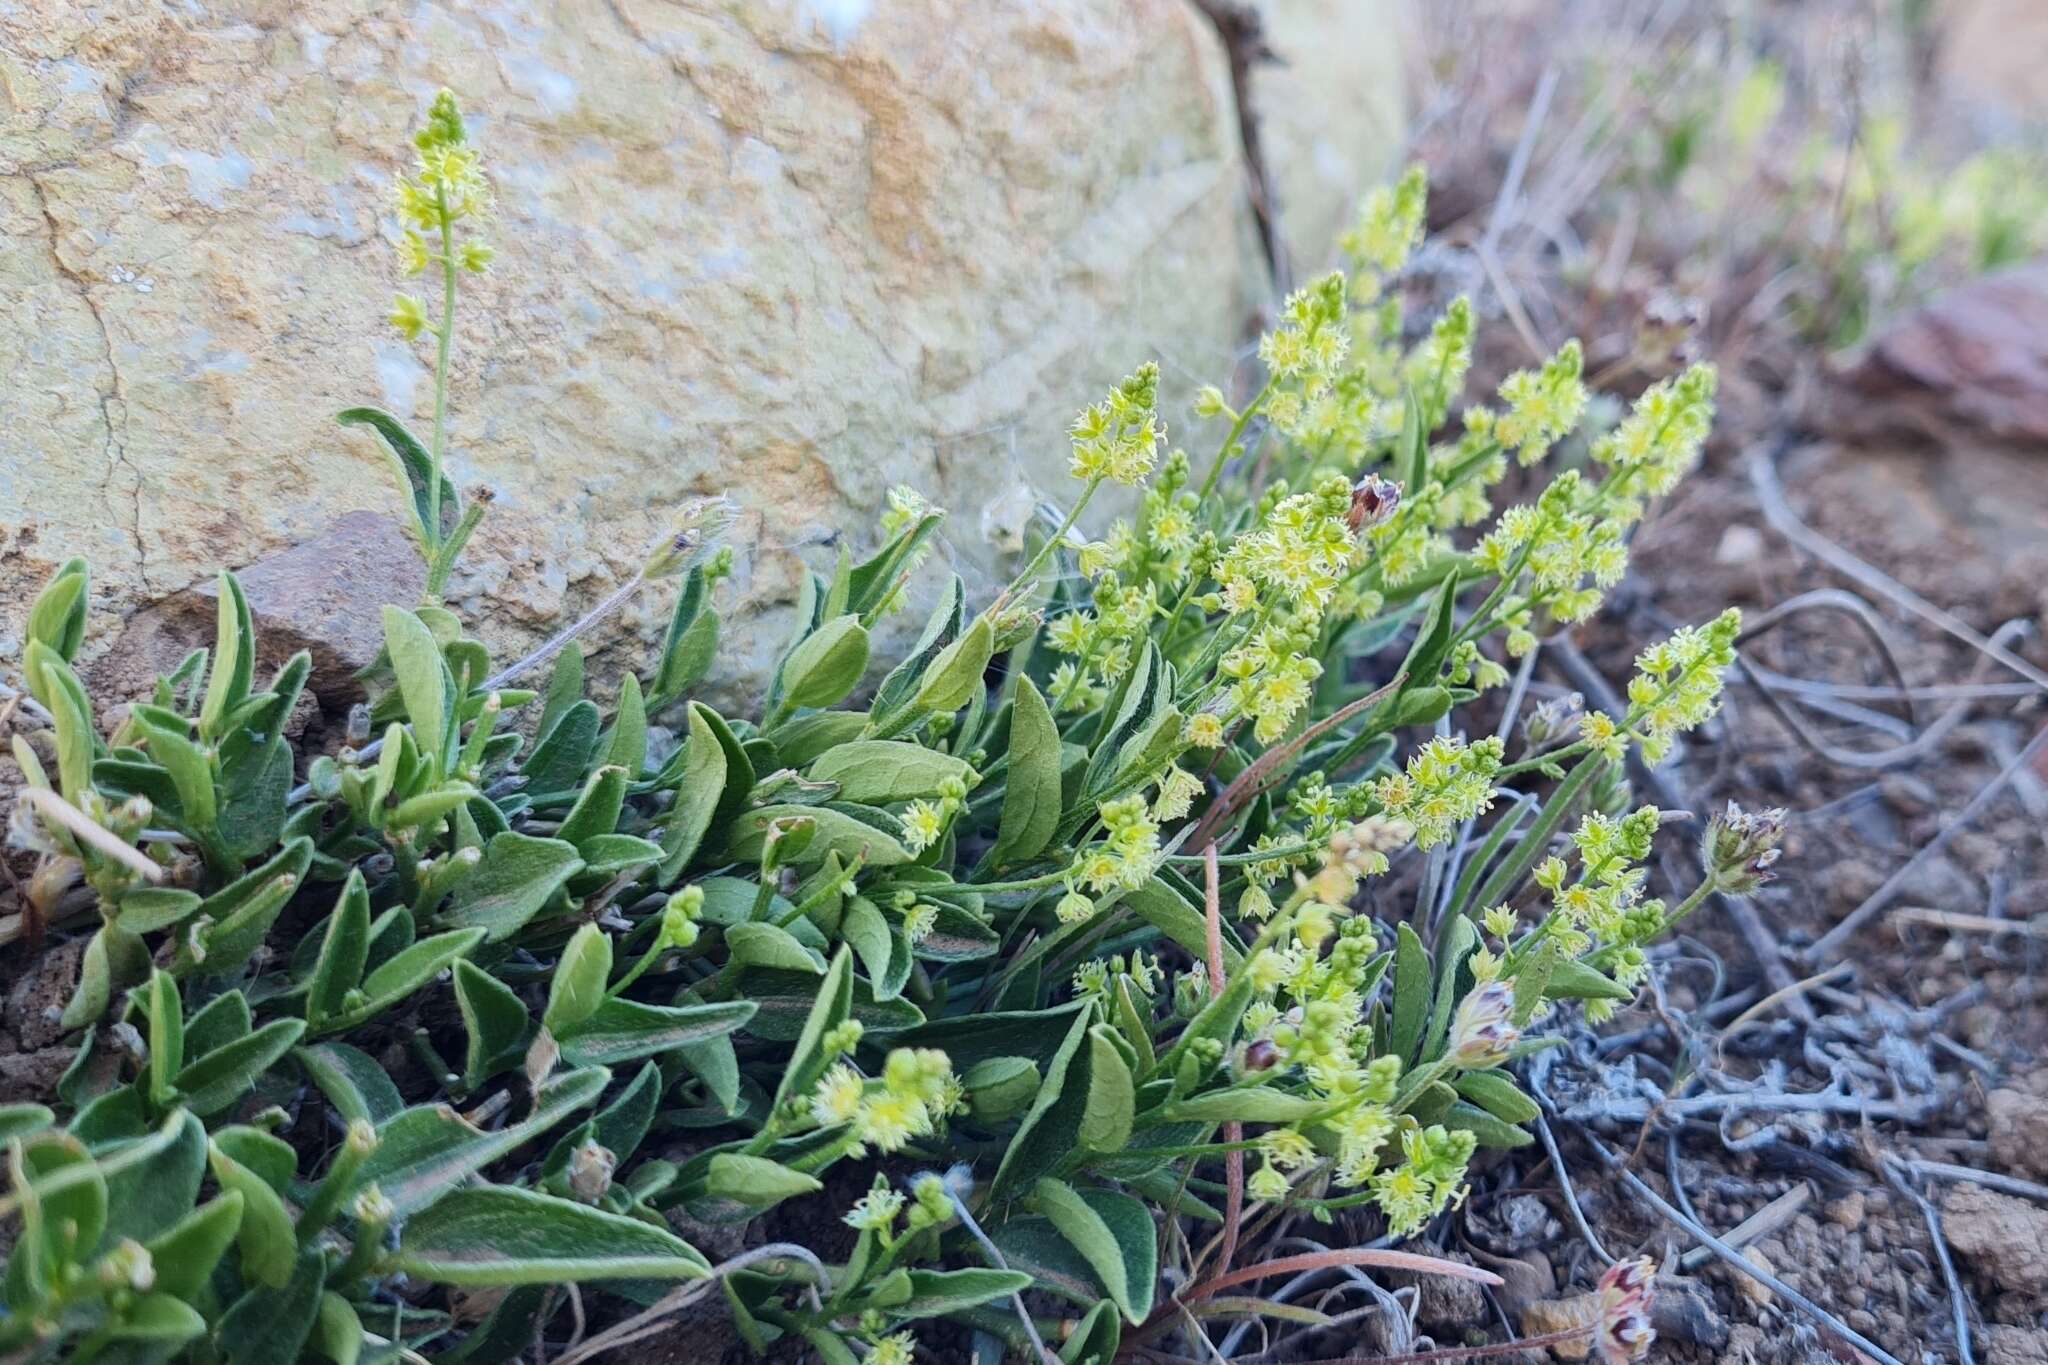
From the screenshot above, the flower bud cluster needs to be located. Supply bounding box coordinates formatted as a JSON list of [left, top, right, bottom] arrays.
[[808, 1046, 960, 1157]]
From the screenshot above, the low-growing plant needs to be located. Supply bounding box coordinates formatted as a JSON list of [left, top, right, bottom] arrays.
[[1, 95, 1772, 1363]]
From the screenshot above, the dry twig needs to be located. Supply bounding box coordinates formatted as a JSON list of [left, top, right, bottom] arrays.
[[1804, 721, 2048, 961], [1576, 1127, 1909, 1365]]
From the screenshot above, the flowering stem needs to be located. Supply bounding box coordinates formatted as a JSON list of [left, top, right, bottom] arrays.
[[426, 500, 485, 597], [1196, 843, 1247, 1291], [1494, 739, 1593, 780], [1452, 541, 1536, 651], [427, 183, 457, 555], [607, 937, 668, 999], [773, 859, 864, 929], [1494, 638, 1724, 784], [1597, 876, 1715, 965], [1008, 478, 1101, 597], [1198, 379, 1274, 501], [336, 1206, 392, 1286]]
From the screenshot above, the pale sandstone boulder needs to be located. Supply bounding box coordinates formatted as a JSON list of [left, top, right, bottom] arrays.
[[1, 0, 1401, 704]]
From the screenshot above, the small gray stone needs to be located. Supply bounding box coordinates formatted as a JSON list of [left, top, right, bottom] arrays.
[[0, 1047, 75, 1105], [1388, 1246, 1489, 1333], [1651, 1275, 1728, 1352], [3, 938, 85, 1051]]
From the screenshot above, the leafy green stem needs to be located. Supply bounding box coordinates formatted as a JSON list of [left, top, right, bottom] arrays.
[[427, 181, 457, 551], [1198, 379, 1274, 501]]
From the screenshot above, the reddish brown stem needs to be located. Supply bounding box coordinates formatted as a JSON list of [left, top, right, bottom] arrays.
[[1186, 674, 1404, 851], [1201, 841, 1243, 1289], [1192, 1247, 1503, 1299]]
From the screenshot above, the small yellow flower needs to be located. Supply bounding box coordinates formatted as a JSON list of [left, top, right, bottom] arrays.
[[398, 230, 432, 276], [843, 1188, 904, 1231], [1152, 765, 1203, 822], [1247, 1163, 1291, 1201], [901, 800, 944, 853], [901, 902, 937, 943], [810, 1063, 865, 1126], [1260, 1128, 1317, 1170], [854, 1091, 923, 1153], [389, 293, 431, 341], [1055, 888, 1095, 924], [869, 1333, 916, 1365]]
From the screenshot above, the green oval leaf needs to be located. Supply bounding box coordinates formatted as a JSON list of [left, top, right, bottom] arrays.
[[806, 740, 974, 805], [1080, 1026, 1135, 1153], [726, 922, 828, 975], [1156, 1085, 1322, 1125], [296, 1042, 405, 1126], [1544, 957, 1634, 1001], [188, 837, 314, 977], [395, 1185, 710, 1285], [726, 803, 911, 867], [557, 765, 628, 850], [554, 997, 757, 1068], [655, 703, 729, 880], [703, 1152, 824, 1211], [207, 1138, 297, 1289], [1032, 1178, 1156, 1323], [144, 1191, 244, 1300], [1391, 921, 1429, 1064], [1444, 1100, 1536, 1149], [360, 1067, 609, 1217], [451, 961, 531, 1089], [176, 1018, 307, 1118], [1452, 1070, 1540, 1125], [604, 671, 648, 775], [307, 871, 372, 1027], [543, 923, 614, 1035], [439, 832, 584, 942], [994, 675, 1062, 865], [893, 1267, 1033, 1320]]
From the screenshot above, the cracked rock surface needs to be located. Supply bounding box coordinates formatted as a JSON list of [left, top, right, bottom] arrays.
[[1, 0, 1401, 697]]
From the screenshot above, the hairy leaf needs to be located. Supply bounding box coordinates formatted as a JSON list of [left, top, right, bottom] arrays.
[[555, 997, 756, 1068], [396, 1186, 710, 1285], [439, 832, 584, 942], [1033, 1178, 1156, 1323]]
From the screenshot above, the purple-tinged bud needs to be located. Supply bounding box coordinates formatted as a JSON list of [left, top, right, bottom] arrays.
[[1347, 474, 1403, 534], [1522, 691, 1585, 752], [1704, 802, 1786, 894], [1594, 1256, 1657, 1363], [1446, 980, 1519, 1069]]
